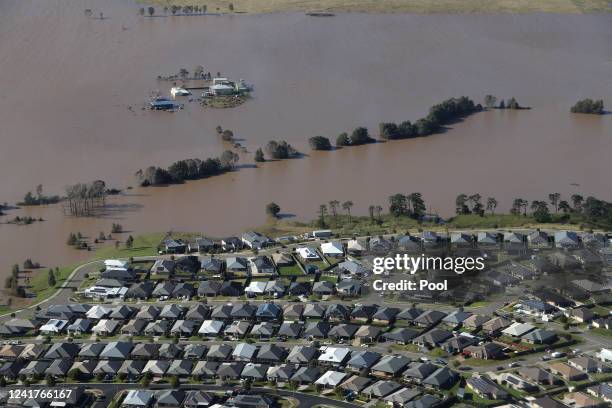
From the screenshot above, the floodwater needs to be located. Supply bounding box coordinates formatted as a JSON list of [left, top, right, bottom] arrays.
[[0, 0, 611, 284]]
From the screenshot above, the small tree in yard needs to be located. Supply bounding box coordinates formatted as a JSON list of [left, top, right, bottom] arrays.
[[48, 269, 56, 287], [254, 148, 265, 163], [169, 375, 179, 387], [45, 374, 55, 386], [125, 235, 134, 249], [266, 202, 281, 218]]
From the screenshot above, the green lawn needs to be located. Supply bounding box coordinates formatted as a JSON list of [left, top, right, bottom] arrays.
[[278, 264, 304, 276], [92, 232, 167, 259], [29, 265, 75, 302], [591, 328, 612, 338]]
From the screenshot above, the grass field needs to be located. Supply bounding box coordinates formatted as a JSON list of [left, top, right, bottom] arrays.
[[143, 0, 612, 14]]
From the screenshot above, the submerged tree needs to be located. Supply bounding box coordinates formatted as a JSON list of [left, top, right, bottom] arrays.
[[266, 202, 281, 218], [486, 197, 498, 215], [342, 201, 354, 223], [63, 180, 107, 217], [254, 148, 265, 163]]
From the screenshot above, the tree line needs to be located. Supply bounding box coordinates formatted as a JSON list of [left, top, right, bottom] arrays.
[[255, 140, 299, 162], [454, 191, 612, 227], [483, 95, 528, 110], [136, 151, 239, 187], [380, 96, 482, 140], [272, 191, 612, 230], [571, 98, 605, 115], [18, 184, 60, 206], [305, 97, 483, 152]]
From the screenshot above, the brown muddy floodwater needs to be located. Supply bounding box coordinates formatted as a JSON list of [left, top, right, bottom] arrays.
[[0, 0, 611, 283]]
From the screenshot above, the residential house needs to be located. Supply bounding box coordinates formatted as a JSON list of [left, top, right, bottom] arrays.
[[422, 367, 458, 389], [371, 355, 411, 379], [549, 362, 588, 382]]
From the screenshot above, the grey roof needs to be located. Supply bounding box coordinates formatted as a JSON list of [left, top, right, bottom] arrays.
[[304, 321, 332, 338], [159, 343, 182, 359], [416, 329, 453, 346], [267, 364, 296, 381], [200, 256, 224, 272], [191, 361, 219, 378], [216, 362, 244, 378], [170, 319, 198, 335], [160, 303, 185, 319], [423, 367, 458, 388], [287, 345, 318, 364], [135, 305, 160, 320], [92, 359, 121, 375], [221, 281, 243, 297], [328, 323, 358, 339], [20, 360, 50, 376], [71, 359, 98, 375], [340, 375, 373, 392], [143, 359, 169, 375], [144, 319, 171, 335], [403, 362, 439, 380], [183, 391, 215, 408], [44, 342, 79, 359], [207, 344, 233, 360], [232, 342, 258, 360], [382, 327, 420, 343], [154, 389, 185, 406], [78, 342, 105, 358], [277, 322, 303, 338], [282, 303, 304, 319], [241, 363, 270, 380], [414, 310, 447, 326], [152, 281, 175, 297], [185, 304, 210, 321], [118, 359, 146, 375], [347, 351, 382, 369], [66, 318, 93, 333], [198, 280, 222, 296], [522, 329, 557, 343], [351, 304, 378, 320], [384, 387, 422, 404], [45, 359, 71, 376], [130, 342, 159, 359], [325, 304, 351, 320], [372, 355, 411, 375], [257, 344, 287, 362], [226, 256, 248, 270], [291, 366, 321, 383], [123, 390, 154, 407], [442, 310, 472, 324], [109, 305, 135, 320], [373, 307, 400, 321], [405, 394, 441, 408], [211, 304, 232, 319], [251, 322, 278, 337], [397, 308, 423, 321], [100, 341, 132, 359], [121, 319, 148, 335], [312, 280, 335, 294], [183, 344, 207, 360], [167, 359, 194, 376], [303, 303, 326, 318], [363, 380, 403, 397]]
